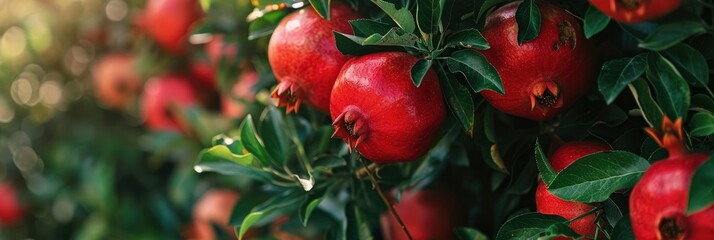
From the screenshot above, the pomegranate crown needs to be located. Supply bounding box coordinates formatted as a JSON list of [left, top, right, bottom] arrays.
[[644, 116, 688, 157]]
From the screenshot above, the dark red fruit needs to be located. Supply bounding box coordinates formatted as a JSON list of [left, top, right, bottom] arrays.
[[141, 75, 199, 132], [268, 2, 360, 113], [630, 117, 714, 240], [330, 52, 445, 163], [0, 183, 22, 226], [536, 141, 610, 239], [479, 1, 598, 120], [222, 69, 259, 119], [380, 187, 465, 240], [589, 0, 682, 23], [190, 61, 216, 89], [138, 0, 202, 54], [191, 35, 240, 89], [191, 189, 240, 240], [92, 53, 142, 110]]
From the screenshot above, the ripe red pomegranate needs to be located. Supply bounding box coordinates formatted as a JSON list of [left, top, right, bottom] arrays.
[[380, 187, 465, 240], [330, 52, 445, 162], [268, 2, 360, 113], [138, 0, 202, 54], [589, 0, 682, 23], [222, 69, 259, 119], [191, 189, 240, 240], [536, 141, 610, 239], [141, 74, 199, 132], [205, 35, 238, 66], [630, 117, 714, 240], [0, 183, 22, 226], [479, 1, 598, 120], [190, 60, 216, 89], [92, 53, 142, 110]]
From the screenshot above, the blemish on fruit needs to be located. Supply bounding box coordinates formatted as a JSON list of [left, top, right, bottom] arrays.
[[618, 0, 644, 10], [658, 217, 685, 240], [554, 21, 576, 51]]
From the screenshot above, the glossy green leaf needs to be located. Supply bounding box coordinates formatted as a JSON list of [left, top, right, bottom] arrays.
[[240, 115, 272, 166], [549, 151, 650, 202], [416, 0, 444, 35], [535, 139, 556, 186], [628, 78, 664, 128], [515, 0, 541, 45], [446, 29, 490, 49], [661, 44, 710, 87], [597, 54, 648, 104], [438, 69, 474, 132], [688, 156, 714, 213], [349, 19, 393, 37], [298, 196, 324, 226], [403, 125, 461, 188], [260, 107, 289, 166], [237, 211, 265, 240], [345, 203, 373, 240], [446, 50, 504, 94], [646, 53, 690, 121], [584, 5, 610, 39], [638, 21, 706, 51], [603, 198, 624, 227], [362, 28, 418, 47], [476, 0, 509, 22], [611, 218, 635, 240], [197, 145, 255, 166], [411, 59, 432, 87], [455, 227, 489, 240], [309, 0, 330, 20], [194, 146, 272, 182], [334, 32, 387, 56], [495, 212, 568, 240], [229, 193, 271, 225], [371, 0, 416, 33], [248, 10, 288, 40], [690, 112, 714, 137]]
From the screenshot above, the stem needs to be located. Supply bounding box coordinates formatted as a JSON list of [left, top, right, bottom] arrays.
[[355, 162, 383, 178], [705, 86, 714, 100], [566, 205, 603, 224], [357, 156, 413, 240]]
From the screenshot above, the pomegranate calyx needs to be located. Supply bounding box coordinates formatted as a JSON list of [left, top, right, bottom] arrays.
[[658, 214, 687, 240], [332, 108, 369, 150], [644, 116, 688, 157], [617, 0, 644, 10], [271, 81, 303, 114], [530, 81, 563, 110]]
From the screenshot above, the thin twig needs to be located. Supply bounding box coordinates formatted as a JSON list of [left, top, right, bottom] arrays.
[[357, 156, 413, 240], [354, 162, 383, 178]]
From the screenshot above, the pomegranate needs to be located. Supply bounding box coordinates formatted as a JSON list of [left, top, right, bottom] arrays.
[[380, 187, 465, 240], [222, 69, 259, 119], [141, 74, 199, 132], [190, 60, 216, 89], [268, 2, 360, 113], [589, 0, 682, 23], [0, 183, 22, 226], [92, 53, 142, 110], [479, 1, 598, 120], [536, 141, 610, 239], [138, 0, 202, 54], [191, 189, 240, 240], [330, 52, 446, 163], [630, 117, 714, 239], [191, 35, 240, 89]]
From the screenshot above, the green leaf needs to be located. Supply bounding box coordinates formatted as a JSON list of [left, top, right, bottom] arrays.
[[259, 107, 289, 166], [416, 0, 444, 36], [199, 0, 211, 11], [628, 78, 664, 128], [638, 21, 706, 51], [455, 227, 489, 240], [198, 145, 255, 166], [535, 139, 556, 186], [334, 32, 387, 56], [549, 151, 650, 202], [583, 5, 610, 39], [515, 0, 541, 45], [495, 212, 568, 240], [229, 193, 271, 225], [438, 69, 475, 132], [611, 218, 635, 240], [345, 203, 373, 240], [688, 156, 714, 214], [298, 195, 324, 226], [402, 125, 461, 187], [370, 0, 416, 33], [240, 115, 272, 167], [603, 198, 624, 227], [446, 29, 490, 49], [362, 28, 418, 47], [248, 10, 288, 40], [661, 44, 710, 87], [446, 50, 504, 94], [692, 94, 714, 113], [476, 0, 509, 22], [646, 53, 690, 121], [194, 146, 273, 182], [411, 59, 432, 87], [309, 0, 330, 20], [238, 212, 265, 240], [598, 54, 648, 104], [690, 112, 714, 137], [350, 19, 393, 37]]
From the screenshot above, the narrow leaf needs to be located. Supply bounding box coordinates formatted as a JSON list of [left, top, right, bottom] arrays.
[[455, 227, 489, 240], [438, 69, 474, 132], [646, 53, 690, 121], [309, 0, 330, 20], [411, 59, 433, 87], [237, 212, 265, 240], [515, 0, 541, 45], [584, 5, 610, 39], [350, 19, 393, 37], [362, 28, 418, 47], [495, 212, 568, 240], [535, 139, 556, 186], [240, 115, 272, 166], [638, 21, 706, 51], [416, 0, 444, 35], [688, 156, 714, 213], [446, 50, 504, 94], [446, 29, 490, 49], [371, 0, 416, 33], [598, 54, 648, 104], [661, 44, 710, 87], [628, 78, 664, 128]]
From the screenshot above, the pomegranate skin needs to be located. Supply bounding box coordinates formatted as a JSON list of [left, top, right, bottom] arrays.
[[191, 189, 241, 240], [380, 187, 465, 240], [536, 141, 610, 239], [140, 0, 202, 54], [222, 69, 259, 119], [268, 2, 360, 113], [479, 1, 598, 120], [0, 184, 22, 226], [330, 52, 446, 163], [630, 154, 714, 240], [92, 53, 142, 110], [141, 75, 199, 132], [190, 61, 216, 89], [589, 0, 682, 23]]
